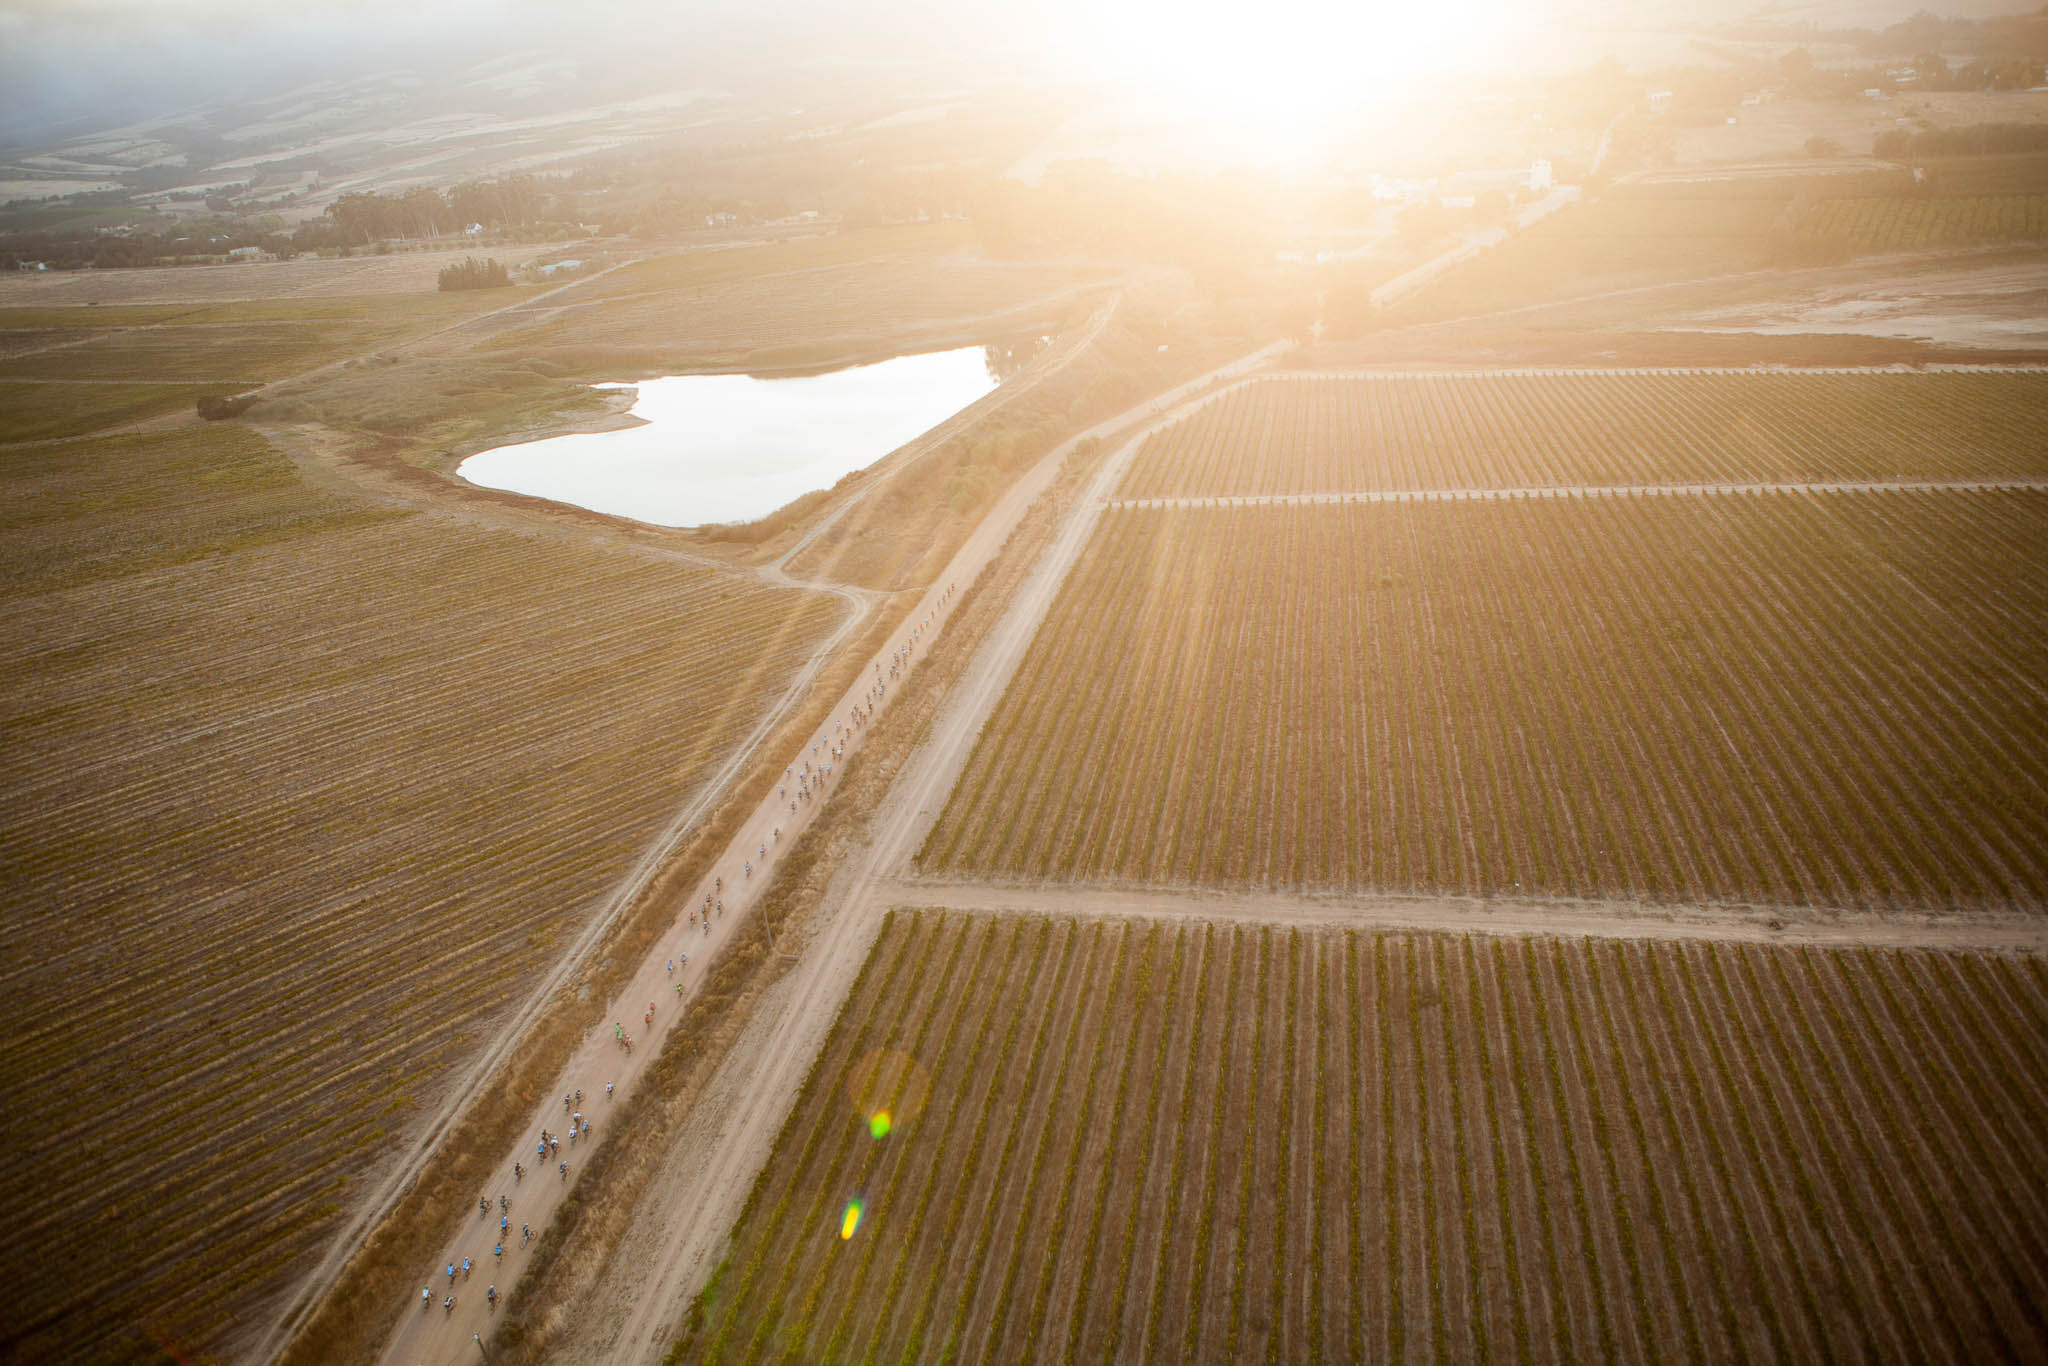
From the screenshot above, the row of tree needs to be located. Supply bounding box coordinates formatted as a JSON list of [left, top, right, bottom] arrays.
[[322, 174, 567, 245]]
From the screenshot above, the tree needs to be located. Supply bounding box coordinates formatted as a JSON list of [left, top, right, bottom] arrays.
[[438, 257, 511, 291], [1914, 51, 1951, 87]]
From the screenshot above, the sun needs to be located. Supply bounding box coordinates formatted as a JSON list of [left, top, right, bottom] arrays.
[[1072, 0, 1524, 160]]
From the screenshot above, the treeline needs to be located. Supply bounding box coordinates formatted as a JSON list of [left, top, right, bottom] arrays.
[[437, 257, 511, 291], [321, 174, 574, 245], [1855, 7, 2048, 60], [0, 222, 293, 271]]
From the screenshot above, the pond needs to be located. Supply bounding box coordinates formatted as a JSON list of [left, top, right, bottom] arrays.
[[456, 346, 1003, 527]]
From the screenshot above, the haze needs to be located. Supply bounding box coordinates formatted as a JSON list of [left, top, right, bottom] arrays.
[[4, 0, 2046, 1363]]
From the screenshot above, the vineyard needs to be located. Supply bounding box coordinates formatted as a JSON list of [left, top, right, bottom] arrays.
[[1118, 371, 2048, 499], [1797, 194, 2048, 250], [676, 910, 2048, 1365], [0, 426, 841, 1362], [919, 491, 2048, 908]]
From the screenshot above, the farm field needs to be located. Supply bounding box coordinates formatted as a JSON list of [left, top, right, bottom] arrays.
[[0, 245, 586, 305], [1800, 194, 2048, 250], [0, 293, 530, 440], [677, 910, 2048, 1365], [0, 424, 842, 1362], [479, 253, 1107, 371], [0, 378, 224, 440], [919, 490, 2048, 908], [1119, 371, 2048, 498]]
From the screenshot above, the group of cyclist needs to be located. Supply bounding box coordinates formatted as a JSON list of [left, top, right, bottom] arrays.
[[415, 585, 958, 1339]]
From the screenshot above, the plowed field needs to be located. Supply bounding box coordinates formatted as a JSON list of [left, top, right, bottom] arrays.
[[0, 426, 840, 1362], [919, 490, 2048, 908], [1118, 372, 2048, 499], [676, 910, 2048, 1364]]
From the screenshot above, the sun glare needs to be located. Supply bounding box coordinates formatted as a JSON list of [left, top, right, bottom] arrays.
[[1078, 0, 1523, 155]]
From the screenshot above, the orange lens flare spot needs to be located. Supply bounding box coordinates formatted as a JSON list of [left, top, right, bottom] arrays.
[[840, 1199, 864, 1240]]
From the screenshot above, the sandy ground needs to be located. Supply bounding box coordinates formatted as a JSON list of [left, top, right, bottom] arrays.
[[1657, 257, 2048, 351]]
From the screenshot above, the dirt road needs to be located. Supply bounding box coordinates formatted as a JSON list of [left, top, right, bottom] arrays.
[[569, 342, 1292, 1365], [350, 326, 1282, 1365], [878, 878, 2048, 953]]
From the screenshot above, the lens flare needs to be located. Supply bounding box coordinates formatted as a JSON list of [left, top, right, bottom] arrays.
[[845, 1048, 932, 1131], [869, 1110, 892, 1140], [840, 1198, 864, 1240]]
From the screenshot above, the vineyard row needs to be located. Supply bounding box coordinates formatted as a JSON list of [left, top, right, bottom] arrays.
[[920, 490, 2048, 909], [1111, 476, 2048, 509], [677, 910, 2048, 1365], [1799, 193, 2048, 250]]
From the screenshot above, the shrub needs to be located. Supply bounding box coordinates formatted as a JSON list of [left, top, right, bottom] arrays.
[[438, 257, 512, 291], [195, 393, 258, 421]]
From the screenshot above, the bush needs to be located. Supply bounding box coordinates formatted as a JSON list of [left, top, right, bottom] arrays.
[[195, 393, 258, 421], [438, 257, 512, 291]]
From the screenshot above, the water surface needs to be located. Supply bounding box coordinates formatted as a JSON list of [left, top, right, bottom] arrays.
[[458, 347, 998, 526]]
